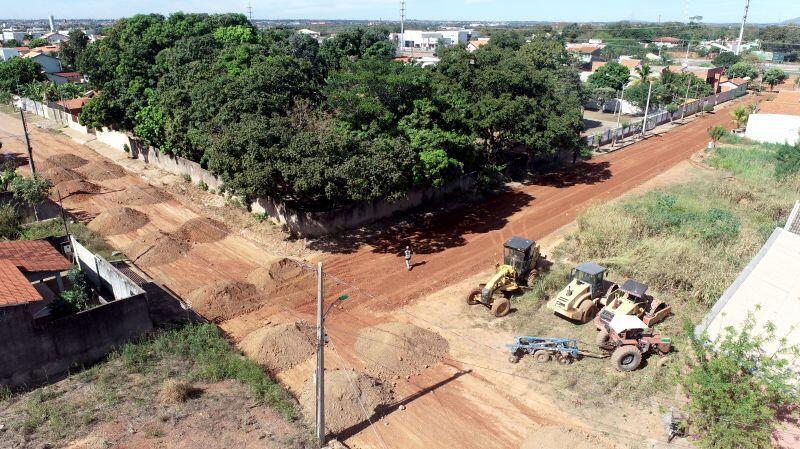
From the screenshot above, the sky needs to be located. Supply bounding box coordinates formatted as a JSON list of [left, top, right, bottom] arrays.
[[3, 0, 800, 24]]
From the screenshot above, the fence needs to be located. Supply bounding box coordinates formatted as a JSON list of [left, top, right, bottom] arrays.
[[71, 236, 145, 302], [585, 83, 748, 148]]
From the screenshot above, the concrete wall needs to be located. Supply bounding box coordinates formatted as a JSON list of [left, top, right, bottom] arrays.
[[72, 236, 145, 301], [0, 295, 153, 388], [252, 173, 477, 237], [127, 139, 224, 191], [745, 114, 800, 145], [95, 127, 134, 152]]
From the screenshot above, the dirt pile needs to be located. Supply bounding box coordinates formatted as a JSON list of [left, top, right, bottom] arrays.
[[354, 322, 449, 380], [43, 153, 88, 170], [520, 426, 620, 449], [299, 369, 393, 434], [43, 167, 83, 185], [238, 322, 315, 374], [245, 258, 308, 290], [107, 184, 171, 206], [88, 207, 149, 236], [125, 231, 191, 266], [76, 160, 126, 181], [54, 179, 101, 197], [176, 217, 228, 244], [187, 280, 266, 322]]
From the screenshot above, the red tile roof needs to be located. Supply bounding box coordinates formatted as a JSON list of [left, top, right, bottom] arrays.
[[728, 77, 747, 85], [619, 59, 642, 69], [0, 260, 43, 307], [62, 96, 91, 112], [0, 240, 72, 272]]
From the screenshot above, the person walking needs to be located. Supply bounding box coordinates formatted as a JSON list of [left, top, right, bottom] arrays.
[[404, 245, 412, 271]]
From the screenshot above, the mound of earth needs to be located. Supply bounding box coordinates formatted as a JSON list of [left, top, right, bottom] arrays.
[[354, 322, 449, 380], [238, 322, 315, 374], [125, 231, 191, 266], [43, 153, 88, 170], [299, 369, 393, 435], [43, 167, 83, 184], [55, 179, 101, 197], [245, 258, 308, 291], [175, 217, 228, 244], [88, 207, 149, 236], [520, 426, 620, 449], [76, 160, 126, 181], [107, 184, 171, 206], [186, 280, 266, 322]]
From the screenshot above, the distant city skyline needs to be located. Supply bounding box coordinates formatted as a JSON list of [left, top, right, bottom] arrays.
[[3, 0, 799, 24]]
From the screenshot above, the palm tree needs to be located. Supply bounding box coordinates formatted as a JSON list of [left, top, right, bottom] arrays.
[[634, 64, 653, 85]]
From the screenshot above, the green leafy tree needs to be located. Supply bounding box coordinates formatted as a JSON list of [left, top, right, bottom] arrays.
[[0, 203, 20, 240], [586, 85, 617, 111], [0, 57, 44, 95], [730, 104, 754, 129], [682, 316, 800, 449], [708, 125, 727, 145], [762, 67, 788, 91], [2, 39, 20, 48], [587, 61, 630, 91], [59, 29, 90, 69], [9, 174, 52, 220], [489, 29, 526, 50], [633, 64, 653, 85], [49, 267, 91, 318], [27, 37, 48, 48], [726, 61, 760, 80], [712, 51, 740, 67], [414, 149, 464, 188]]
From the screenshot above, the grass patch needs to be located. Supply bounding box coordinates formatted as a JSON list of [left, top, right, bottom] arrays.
[[20, 219, 121, 260]]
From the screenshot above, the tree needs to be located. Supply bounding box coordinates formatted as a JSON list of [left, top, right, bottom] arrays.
[[682, 316, 800, 449], [59, 29, 90, 69], [489, 30, 526, 50], [726, 62, 760, 80], [708, 124, 727, 145], [587, 61, 630, 91], [27, 37, 48, 48], [712, 51, 740, 67], [49, 267, 91, 317], [762, 67, 788, 91], [586, 85, 616, 112], [0, 203, 20, 240], [9, 174, 52, 220], [730, 104, 754, 129], [633, 64, 653, 85], [0, 57, 44, 95]]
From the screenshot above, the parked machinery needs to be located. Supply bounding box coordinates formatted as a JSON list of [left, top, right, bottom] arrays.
[[596, 315, 672, 372], [466, 236, 541, 317], [506, 336, 581, 365], [546, 262, 607, 323], [594, 279, 672, 329]]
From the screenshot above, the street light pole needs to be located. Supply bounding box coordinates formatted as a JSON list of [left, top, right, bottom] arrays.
[[19, 109, 36, 175], [315, 261, 325, 448], [641, 82, 653, 140]]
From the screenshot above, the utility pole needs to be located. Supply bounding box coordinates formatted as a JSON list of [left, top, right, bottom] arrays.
[[315, 261, 325, 448], [612, 86, 626, 147], [399, 0, 406, 57], [680, 75, 693, 123], [735, 0, 750, 56], [247, 1, 253, 21], [640, 82, 653, 139], [19, 110, 36, 175]]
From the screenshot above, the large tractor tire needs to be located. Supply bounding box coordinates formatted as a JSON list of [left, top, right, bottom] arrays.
[[526, 268, 539, 287], [466, 289, 482, 306], [533, 349, 551, 363], [491, 297, 511, 317], [577, 300, 597, 323], [611, 346, 642, 372], [595, 329, 612, 348]]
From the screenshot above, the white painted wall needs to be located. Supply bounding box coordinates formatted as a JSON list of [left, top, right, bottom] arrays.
[[745, 114, 800, 145]]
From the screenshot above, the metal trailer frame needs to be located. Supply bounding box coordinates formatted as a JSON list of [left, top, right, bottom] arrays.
[[506, 336, 582, 364]]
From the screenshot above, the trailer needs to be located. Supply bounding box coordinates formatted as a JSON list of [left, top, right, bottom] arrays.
[[506, 336, 582, 364]]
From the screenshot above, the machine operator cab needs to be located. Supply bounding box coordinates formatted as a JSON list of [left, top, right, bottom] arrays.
[[503, 236, 539, 283], [570, 262, 607, 299]]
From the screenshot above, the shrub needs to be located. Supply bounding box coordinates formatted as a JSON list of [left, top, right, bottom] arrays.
[[682, 316, 800, 449], [775, 143, 800, 180], [49, 267, 91, 318], [0, 203, 20, 240], [181, 173, 191, 183], [703, 104, 715, 113], [708, 125, 727, 143], [196, 180, 208, 191]]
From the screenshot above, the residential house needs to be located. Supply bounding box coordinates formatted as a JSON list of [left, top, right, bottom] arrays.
[[1, 31, 25, 42], [30, 44, 60, 56], [14, 46, 30, 55], [42, 31, 69, 43], [566, 43, 604, 65], [0, 240, 72, 316], [619, 57, 643, 76], [60, 96, 92, 115], [297, 28, 321, 40], [590, 60, 608, 73], [745, 90, 800, 145], [0, 47, 20, 61], [466, 38, 490, 52], [663, 65, 726, 92], [653, 37, 681, 48], [46, 71, 86, 85], [391, 29, 472, 52], [23, 51, 62, 73], [719, 77, 748, 93]]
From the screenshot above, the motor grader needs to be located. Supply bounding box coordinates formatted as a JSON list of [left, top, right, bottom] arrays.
[[546, 262, 607, 323], [593, 279, 672, 330], [466, 236, 541, 317]]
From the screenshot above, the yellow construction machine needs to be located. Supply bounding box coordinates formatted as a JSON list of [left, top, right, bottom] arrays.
[[467, 236, 542, 317], [593, 279, 672, 329], [546, 262, 607, 323]]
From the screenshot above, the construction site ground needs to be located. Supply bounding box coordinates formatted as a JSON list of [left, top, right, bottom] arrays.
[[0, 97, 744, 449]]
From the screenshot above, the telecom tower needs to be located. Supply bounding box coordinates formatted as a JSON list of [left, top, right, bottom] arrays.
[[399, 0, 406, 56], [247, 2, 253, 21], [48, 15, 55, 32], [735, 0, 750, 56]]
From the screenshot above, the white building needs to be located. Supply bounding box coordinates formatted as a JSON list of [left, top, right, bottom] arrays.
[[745, 91, 800, 146], [0, 48, 20, 61], [2, 31, 25, 42], [297, 28, 321, 40], [391, 29, 471, 52], [43, 31, 69, 43]]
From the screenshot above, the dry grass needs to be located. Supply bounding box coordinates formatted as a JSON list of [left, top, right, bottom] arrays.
[[157, 379, 197, 404]]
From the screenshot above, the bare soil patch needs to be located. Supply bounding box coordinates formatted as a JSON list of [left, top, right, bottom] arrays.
[[76, 160, 126, 181], [54, 179, 101, 197], [520, 426, 621, 449], [245, 258, 309, 290], [175, 217, 228, 244], [43, 166, 83, 184], [88, 206, 149, 236], [125, 231, 191, 266], [238, 322, 315, 374], [107, 184, 171, 206], [354, 322, 449, 380], [186, 280, 266, 322], [299, 369, 393, 435], [42, 153, 88, 170]]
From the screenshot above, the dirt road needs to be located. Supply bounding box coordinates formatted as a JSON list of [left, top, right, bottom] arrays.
[[321, 107, 741, 312], [0, 99, 741, 449]]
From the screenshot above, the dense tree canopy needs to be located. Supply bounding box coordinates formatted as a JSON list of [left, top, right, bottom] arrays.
[[712, 51, 740, 67], [625, 69, 712, 111], [726, 61, 759, 80], [0, 58, 45, 95], [75, 13, 584, 210], [587, 61, 630, 91], [60, 30, 90, 70]]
